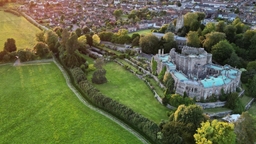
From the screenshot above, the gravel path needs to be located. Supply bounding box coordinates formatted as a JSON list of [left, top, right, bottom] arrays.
[[52, 58, 150, 144]]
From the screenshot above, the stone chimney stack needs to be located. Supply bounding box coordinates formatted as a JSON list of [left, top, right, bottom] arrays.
[[158, 49, 161, 56], [162, 49, 164, 56]]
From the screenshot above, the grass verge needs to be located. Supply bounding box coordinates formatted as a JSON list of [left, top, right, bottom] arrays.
[[0, 62, 142, 144]]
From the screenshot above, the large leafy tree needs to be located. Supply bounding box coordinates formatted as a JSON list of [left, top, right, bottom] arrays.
[[215, 21, 226, 33], [184, 12, 198, 27], [235, 112, 256, 144], [33, 42, 49, 57], [162, 32, 176, 53], [224, 25, 237, 43], [113, 9, 123, 20], [194, 120, 236, 144], [4, 38, 17, 52], [45, 30, 59, 53], [248, 75, 256, 98], [187, 31, 200, 48], [211, 40, 234, 65], [160, 104, 208, 144], [139, 34, 159, 54], [203, 32, 226, 52], [202, 22, 215, 36]]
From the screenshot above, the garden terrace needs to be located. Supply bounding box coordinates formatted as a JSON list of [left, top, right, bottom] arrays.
[[0, 62, 142, 143]]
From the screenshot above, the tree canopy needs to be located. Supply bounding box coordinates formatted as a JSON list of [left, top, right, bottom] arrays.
[[139, 34, 159, 54], [4, 38, 17, 52], [194, 120, 236, 144], [211, 40, 234, 65]]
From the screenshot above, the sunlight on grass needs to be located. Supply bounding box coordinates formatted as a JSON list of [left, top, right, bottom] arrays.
[[92, 62, 169, 123], [0, 11, 41, 50], [0, 63, 142, 144]]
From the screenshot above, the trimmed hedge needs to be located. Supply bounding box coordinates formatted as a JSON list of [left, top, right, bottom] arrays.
[[69, 66, 161, 144]]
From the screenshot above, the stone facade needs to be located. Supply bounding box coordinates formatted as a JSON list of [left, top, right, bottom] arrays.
[[153, 46, 241, 100]]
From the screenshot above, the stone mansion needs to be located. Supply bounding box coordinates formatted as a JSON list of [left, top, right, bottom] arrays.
[[153, 46, 241, 100]]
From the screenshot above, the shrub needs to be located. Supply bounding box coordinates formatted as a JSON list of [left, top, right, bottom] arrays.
[[71, 67, 87, 83], [91, 68, 107, 84]]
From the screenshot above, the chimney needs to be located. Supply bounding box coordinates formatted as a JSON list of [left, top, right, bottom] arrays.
[[158, 49, 161, 56], [162, 49, 164, 56]]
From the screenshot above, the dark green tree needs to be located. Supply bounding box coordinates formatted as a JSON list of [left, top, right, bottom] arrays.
[[211, 40, 234, 65], [235, 112, 256, 144], [33, 42, 49, 57], [139, 34, 159, 54], [4, 38, 17, 52], [203, 32, 226, 52]]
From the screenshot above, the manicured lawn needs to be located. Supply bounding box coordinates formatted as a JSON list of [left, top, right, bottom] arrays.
[[92, 62, 169, 123], [203, 107, 231, 114], [0, 11, 41, 50], [0, 63, 142, 144], [128, 29, 153, 36]]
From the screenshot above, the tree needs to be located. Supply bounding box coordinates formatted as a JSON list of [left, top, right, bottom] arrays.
[[113, 9, 123, 20], [45, 31, 59, 53], [215, 21, 226, 33], [203, 32, 226, 52], [194, 120, 236, 144], [187, 31, 200, 48], [77, 35, 87, 49], [82, 27, 90, 34], [225, 92, 244, 114], [132, 36, 140, 47], [202, 22, 215, 36], [92, 58, 107, 84], [166, 22, 176, 33], [162, 32, 176, 53], [248, 75, 256, 98], [226, 52, 242, 68], [234, 112, 256, 144], [224, 25, 236, 43], [139, 34, 159, 54], [163, 72, 174, 93], [158, 24, 168, 33], [33, 42, 49, 57], [173, 105, 206, 130], [92, 34, 100, 45], [75, 28, 82, 37], [184, 12, 198, 27], [86, 34, 93, 47], [35, 31, 45, 42], [190, 20, 200, 31], [196, 12, 205, 21], [161, 104, 208, 144], [4, 38, 17, 52], [211, 40, 234, 65]]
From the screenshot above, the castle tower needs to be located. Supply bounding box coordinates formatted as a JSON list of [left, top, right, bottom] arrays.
[[175, 10, 184, 32]]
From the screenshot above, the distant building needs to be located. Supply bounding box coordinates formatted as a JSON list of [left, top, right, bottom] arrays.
[[152, 46, 241, 100], [152, 32, 187, 49]]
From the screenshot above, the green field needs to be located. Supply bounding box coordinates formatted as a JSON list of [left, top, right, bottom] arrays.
[[128, 29, 153, 36], [92, 62, 169, 123], [0, 11, 41, 50], [0, 62, 142, 143]]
